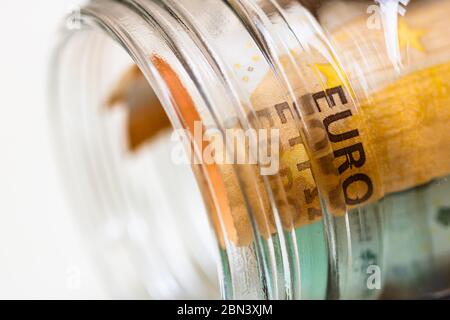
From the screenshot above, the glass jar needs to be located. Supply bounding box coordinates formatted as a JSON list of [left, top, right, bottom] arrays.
[[50, 0, 450, 299]]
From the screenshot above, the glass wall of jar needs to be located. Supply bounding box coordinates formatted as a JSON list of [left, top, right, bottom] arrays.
[[50, 0, 450, 299]]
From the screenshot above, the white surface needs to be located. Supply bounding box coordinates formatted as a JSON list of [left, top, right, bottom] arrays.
[[0, 1, 107, 299]]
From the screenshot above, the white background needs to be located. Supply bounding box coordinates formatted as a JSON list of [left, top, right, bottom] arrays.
[[0, 1, 107, 299]]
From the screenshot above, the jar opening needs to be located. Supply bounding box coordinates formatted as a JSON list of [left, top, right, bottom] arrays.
[[51, 20, 221, 299]]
